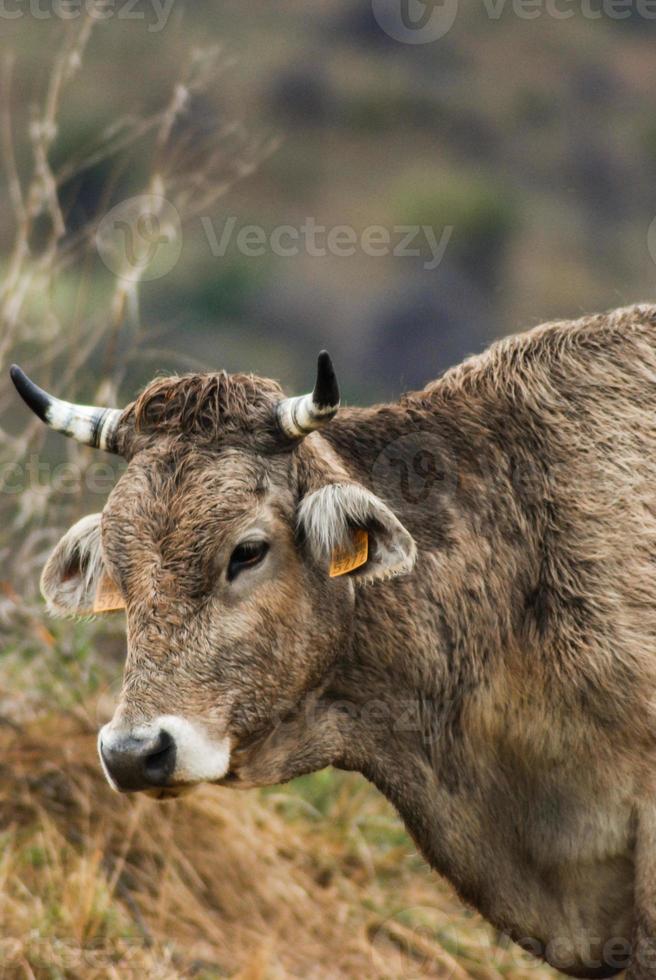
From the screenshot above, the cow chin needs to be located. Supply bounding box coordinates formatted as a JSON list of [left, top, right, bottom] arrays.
[[143, 785, 197, 801]]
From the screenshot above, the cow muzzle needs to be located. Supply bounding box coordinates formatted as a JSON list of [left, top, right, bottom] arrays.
[[98, 715, 232, 794], [99, 726, 176, 792]]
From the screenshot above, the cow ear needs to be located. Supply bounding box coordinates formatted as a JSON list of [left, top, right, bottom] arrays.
[[41, 513, 121, 617], [298, 483, 416, 584]]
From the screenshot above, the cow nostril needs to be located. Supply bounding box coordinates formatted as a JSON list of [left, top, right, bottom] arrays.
[[100, 728, 177, 792], [143, 729, 175, 780]]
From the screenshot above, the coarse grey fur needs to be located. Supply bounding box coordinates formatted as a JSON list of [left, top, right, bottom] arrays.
[[36, 304, 656, 978]]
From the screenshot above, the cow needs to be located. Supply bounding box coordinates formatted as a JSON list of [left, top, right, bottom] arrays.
[[10, 303, 656, 979]]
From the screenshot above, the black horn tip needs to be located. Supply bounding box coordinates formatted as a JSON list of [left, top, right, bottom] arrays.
[[10, 364, 51, 423], [314, 350, 339, 409]]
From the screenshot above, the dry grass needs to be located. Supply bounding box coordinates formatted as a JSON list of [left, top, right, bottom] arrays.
[[0, 708, 561, 980]]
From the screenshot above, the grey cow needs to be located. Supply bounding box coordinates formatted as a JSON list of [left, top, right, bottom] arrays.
[[12, 303, 656, 978]]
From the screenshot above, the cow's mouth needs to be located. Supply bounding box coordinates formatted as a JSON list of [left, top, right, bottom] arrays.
[[142, 725, 272, 798], [140, 769, 242, 800], [208, 723, 285, 789], [144, 785, 196, 801], [215, 768, 242, 786]]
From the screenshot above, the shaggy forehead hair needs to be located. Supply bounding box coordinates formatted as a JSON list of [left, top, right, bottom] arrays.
[[119, 371, 287, 455]]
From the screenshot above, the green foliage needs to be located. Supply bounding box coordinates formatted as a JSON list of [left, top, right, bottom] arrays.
[[641, 120, 656, 167], [340, 89, 448, 134], [394, 169, 519, 284], [514, 88, 559, 129], [190, 259, 269, 322]]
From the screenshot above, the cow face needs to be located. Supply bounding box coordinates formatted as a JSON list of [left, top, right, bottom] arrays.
[[21, 359, 415, 796]]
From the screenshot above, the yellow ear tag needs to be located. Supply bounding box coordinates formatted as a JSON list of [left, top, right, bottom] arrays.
[[329, 529, 369, 578], [93, 572, 125, 614]]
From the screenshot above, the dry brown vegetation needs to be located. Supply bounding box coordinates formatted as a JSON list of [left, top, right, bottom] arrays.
[[0, 709, 561, 979]]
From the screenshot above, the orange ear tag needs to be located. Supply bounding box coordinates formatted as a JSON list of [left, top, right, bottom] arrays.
[[93, 572, 126, 614], [329, 529, 369, 578]]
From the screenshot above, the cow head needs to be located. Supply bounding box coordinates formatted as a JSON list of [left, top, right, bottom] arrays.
[[11, 357, 415, 797]]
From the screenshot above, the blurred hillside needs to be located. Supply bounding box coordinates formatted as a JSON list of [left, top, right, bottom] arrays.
[[3, 0, 656, 405], [1, 2, 655, 977]]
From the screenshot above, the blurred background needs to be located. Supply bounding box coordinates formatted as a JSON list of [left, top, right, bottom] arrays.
[[1, 1, 655, 976]]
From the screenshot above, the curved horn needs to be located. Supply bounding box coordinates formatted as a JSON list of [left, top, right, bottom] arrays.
[[10, 365, 122, 452], [277, 350, 340, 439]]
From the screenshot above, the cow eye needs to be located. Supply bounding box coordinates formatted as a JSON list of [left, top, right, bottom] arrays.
[[227, 540, 269, 581]]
